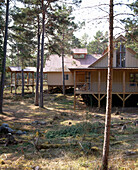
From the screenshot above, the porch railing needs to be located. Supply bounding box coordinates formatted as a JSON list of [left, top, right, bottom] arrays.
[[76, 82, 138, 93]]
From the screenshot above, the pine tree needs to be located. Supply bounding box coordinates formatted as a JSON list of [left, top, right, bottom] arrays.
[[0, 0, 9, 114], [87, 31, 108, 54], [39, 0, 45, 108], [47, 4, 79, 95], [10, 4, 38, 96], [34, 14, 40, 106], [121, 0, 138, 53], [0, 1, 5, 72], [102, 0, 113, 169]]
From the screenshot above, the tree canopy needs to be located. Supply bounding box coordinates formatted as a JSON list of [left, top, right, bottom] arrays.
[[121, 0, 138, 53], [80, 31, 108, 54]]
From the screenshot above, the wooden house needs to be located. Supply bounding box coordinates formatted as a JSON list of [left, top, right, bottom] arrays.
[[69, 35, 138, 108], [44, 48, 101, 91]]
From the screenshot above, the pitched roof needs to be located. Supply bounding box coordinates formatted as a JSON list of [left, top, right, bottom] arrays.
[[89, 35, 137, 68], [72, 48, 87, 54], [89, 52, 108, 68], [115, 34, 126, 42], [7, 66, 36, 72], [44, 54, 101, 72]]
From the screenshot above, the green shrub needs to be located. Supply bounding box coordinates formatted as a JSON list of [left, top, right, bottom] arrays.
[[45, 122, 104, 139]]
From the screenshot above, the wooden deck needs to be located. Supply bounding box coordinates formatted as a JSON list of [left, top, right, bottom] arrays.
[[75, 82, 138, 94], [73, 69, 138, 109]]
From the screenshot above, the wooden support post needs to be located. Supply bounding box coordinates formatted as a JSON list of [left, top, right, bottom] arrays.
[[98, 94, 100, 108], [117, 94, 123, 101], [101, 94, 106, 100], [98, 71, 101, 108], [123, 96, 125, 107], [74, 71, 76, 110], [15, 72, 17, 94], [11, 72, 12, 93], [92, 94, 98, 100], [125, 94, 131, 101], [32, 72, 34, 93], [123, 71, 125, 107], [27, 73, 29, 85]]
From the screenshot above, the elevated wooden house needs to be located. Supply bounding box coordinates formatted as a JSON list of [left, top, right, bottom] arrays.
[[44, 48, 101, 91], [69, 35, 138, 108]]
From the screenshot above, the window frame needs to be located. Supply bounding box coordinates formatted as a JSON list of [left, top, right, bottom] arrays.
[[64, 74, 69, 80], [116, 42, 126, 68], [73, 54, 86, 59], [129, 73, 138, 86]]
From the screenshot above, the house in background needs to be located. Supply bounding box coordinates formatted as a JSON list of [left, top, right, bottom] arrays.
[[44, 35, 138, 108], [69, 35, 138, 108], [44, 48, 101, 92]]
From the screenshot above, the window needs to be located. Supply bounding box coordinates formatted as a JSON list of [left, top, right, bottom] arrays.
[[73, 54, 85, 59], [116, 42, 126, 67], [130, 73, 138, 86], [64, 74, 69, 80], [130, 73, 135, 82]]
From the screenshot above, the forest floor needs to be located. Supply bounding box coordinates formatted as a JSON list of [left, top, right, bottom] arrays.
[[0, 90, 138, 169]]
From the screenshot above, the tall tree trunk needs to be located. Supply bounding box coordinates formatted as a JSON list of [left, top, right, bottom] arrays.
[[39, 0, 45, 108], [34, 15, 40, 106], [102, 0, 113, 170], [62, 32, 65, 96], [0, 0, 9, 114]]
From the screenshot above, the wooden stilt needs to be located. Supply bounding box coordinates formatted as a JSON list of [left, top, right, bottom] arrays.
[[125, 94, 131, 101], [117, 93, 132, 107], [123, 71, 126, 107], [117, 94, 123, 101], [11, 72, 12, 93], [27, 73, 29, 85], [15, 72, 17, 94], [123, 94, 125, 107], [92, 93, 106, 108], [98, 94, 100, 108], [98, 71, 101, 108], [74, 71, 76, 110], [32, 72, 34, 93], [92, 94, 98, 100]]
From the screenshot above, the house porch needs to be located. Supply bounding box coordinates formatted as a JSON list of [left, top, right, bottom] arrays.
[[72, 68, 138, 109]]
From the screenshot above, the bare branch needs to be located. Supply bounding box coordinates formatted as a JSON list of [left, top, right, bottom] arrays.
[[114, 3, 136, 7], [114, 13, 135, 17], [114, 18, 125, 27], [86, 15, 109, 23], [98, 7, 109, 14]]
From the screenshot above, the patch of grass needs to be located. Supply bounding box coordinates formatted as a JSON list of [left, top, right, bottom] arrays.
[[45, 122, 104, 139]]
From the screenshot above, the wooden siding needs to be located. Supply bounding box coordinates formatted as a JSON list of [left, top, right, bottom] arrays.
[[126, 50, 138, 67], [92, 55, 108, 67], [47, 72, 74, 86], [91, 49, 138, 68]]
